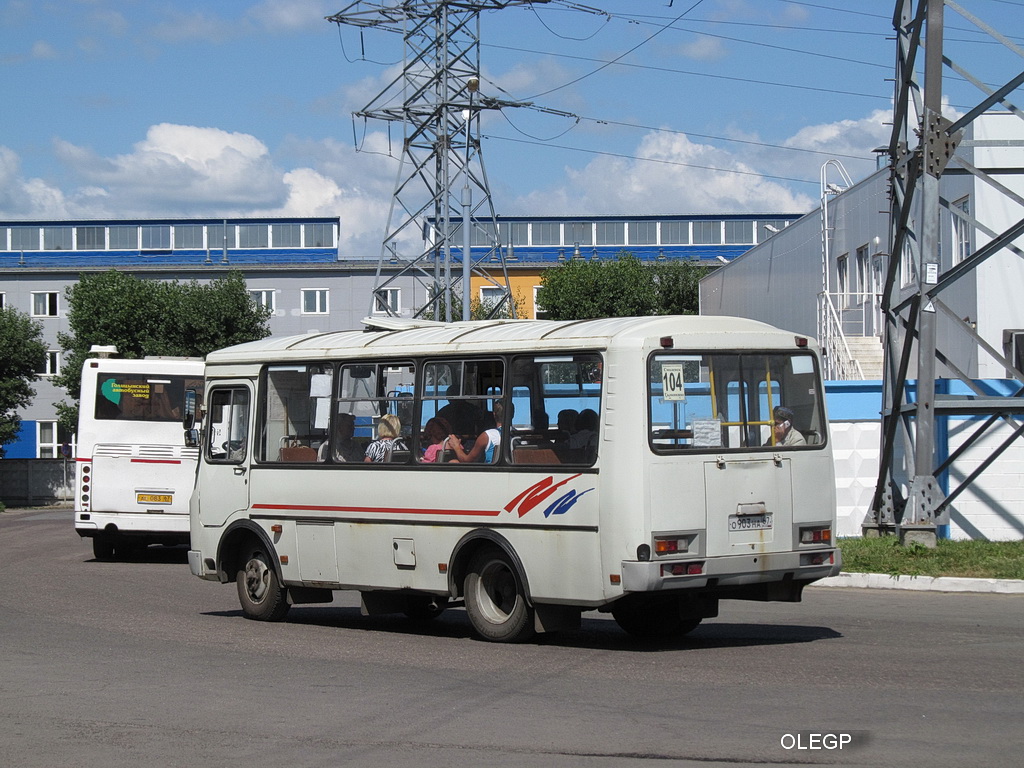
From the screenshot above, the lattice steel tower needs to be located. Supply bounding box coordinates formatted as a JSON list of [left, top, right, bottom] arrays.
[[328, 1, 547, 321], [868, 0, 1024, 544]]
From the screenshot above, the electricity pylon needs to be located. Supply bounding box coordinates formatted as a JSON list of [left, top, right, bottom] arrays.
[[869, 0, 1024, 544], [328, 1, 548, 321]]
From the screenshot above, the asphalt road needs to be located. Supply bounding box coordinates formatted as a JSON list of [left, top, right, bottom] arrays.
[[2, 507, 1021, 768]]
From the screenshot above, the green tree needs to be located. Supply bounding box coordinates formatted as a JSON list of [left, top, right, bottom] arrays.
[[536, 254, 714, 321], [53, 270, 271, 432], [0, 308, 47, 456]]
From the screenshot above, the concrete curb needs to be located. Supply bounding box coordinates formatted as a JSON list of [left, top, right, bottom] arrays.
[[814, 572, 1024, 594]]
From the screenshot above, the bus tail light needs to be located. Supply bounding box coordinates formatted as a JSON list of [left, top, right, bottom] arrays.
[[654, 536, 689, 555], [801, 552, 835, 566], [661, 562, 704, 577], [799, 526, 832, 545]]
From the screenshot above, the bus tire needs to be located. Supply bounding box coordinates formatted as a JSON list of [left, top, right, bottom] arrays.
[[92, 536, 115, 561], [611, 595, 702, 640], [236, 546, 290, 622], [464, 548, 534, 643]]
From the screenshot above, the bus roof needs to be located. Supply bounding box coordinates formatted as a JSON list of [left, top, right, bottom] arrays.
[[204, 315, 816, 366]]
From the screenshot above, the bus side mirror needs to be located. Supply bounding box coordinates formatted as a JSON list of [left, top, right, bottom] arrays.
[[183, 389, 199, 447], [183, 389, 197, 430]]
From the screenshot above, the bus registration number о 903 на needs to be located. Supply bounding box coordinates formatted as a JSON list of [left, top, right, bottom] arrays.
[[137, 493, 173, 505], [728, 513, 773, 531]]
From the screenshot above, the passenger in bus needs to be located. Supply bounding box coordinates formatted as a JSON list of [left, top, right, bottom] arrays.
[[555, 409, 578, 441], [569, 408, 599, 452], [326, 412, 364, 462], [447, 401, 506, 463], [420, 416, 453, 463], [766, 406, 806, 447], [364, 414, 409, 462], [438, 385, 484, 436]]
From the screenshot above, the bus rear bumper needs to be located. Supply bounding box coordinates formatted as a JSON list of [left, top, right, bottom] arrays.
[[621, 549, 841, 595]]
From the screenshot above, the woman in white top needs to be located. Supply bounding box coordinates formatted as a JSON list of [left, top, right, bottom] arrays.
[[448, 401, 505, 463]]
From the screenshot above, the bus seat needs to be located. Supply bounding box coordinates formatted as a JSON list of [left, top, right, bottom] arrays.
[[513, 447, 561, 465], [279, 445, 318, 462]]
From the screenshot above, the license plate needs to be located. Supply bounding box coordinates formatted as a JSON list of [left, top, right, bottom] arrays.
[[729, 513, 773, 531], [137, 493, 173, 504]]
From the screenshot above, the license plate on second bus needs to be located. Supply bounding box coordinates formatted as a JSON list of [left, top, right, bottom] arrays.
[[137, 493, 173, 504], [728, 513, 773, 531]]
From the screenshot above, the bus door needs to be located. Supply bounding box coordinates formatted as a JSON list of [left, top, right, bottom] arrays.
[[197, 384, 252, 525]]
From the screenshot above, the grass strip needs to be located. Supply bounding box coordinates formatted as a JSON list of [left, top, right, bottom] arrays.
[[838, 536, 1024, 580]]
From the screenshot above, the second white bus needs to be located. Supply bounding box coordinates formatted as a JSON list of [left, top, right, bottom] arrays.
[[75, 353, 204, 560], [187, 316, 840, 642]]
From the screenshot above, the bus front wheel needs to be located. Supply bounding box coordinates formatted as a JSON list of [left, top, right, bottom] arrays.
[[464, 548, 534, 643], [236, 546, 290, 622]]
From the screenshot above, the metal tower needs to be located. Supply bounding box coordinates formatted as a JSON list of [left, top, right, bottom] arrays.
[[328, 1, 547, 321], [868, 0, 1024, 544]]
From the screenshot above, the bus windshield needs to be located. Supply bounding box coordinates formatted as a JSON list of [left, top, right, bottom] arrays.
[[648, 350, 825, 452]]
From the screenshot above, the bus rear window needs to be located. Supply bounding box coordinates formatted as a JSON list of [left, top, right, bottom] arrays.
[[648, 351, 824, 452], [94, 374, 202, 422]]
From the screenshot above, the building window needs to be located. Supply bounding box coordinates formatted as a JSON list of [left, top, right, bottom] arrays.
[[900, 241, 916, 287], [724, 220, 753, 244], [500, 221, 529, 247], [837, 254, 850, 309], [596, 221, 625, 245], [109, 226, 138, 250], [628, 221, 657, 245], [692, 221, 722, 244], [208, 224, 237, 250], [302, 289, 329, 314], [43, 227, 73, 250], [532, 222, 560, 246], [470, 221, 498, 247], [952, 196, 971, 264], [856, 245, 870, 302], [174, 225, 204, 249], [0, 293, 5, 309], [272, 223, 302, 248], [373, 288, 401, 315], [75, 226, 105, 250], [238, 224, 269, 248], [249, 289, 276, 313], [37, 350, 60, 377], [31, 292, 59, 317], [37, 421, 72, 459], [304, 222, 335, 248], [11, 227, 40, 251], [565, 221, 593, 246], [0, 227, 7, 250], [660, 220, 689, 244], [533, 285, 548, 320], [141, 225, 171, 250], [479, 286, 504, 306]]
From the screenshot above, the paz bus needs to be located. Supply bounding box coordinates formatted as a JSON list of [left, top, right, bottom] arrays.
[[75, 350, 204, 560], [185, 316, 840, 642]]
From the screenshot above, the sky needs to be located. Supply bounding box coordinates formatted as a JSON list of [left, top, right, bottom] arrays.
[[1, 0, 1021, 256]]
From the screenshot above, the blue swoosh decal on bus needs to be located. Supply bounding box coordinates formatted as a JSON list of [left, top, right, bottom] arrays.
[[543, 488, 594, 518]]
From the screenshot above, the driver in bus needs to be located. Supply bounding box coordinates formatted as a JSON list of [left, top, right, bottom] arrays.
[[766, 406, 806, 447]]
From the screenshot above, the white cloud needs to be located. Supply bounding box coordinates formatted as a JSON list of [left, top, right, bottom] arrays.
[[30, 40, 57, 59], [247, 1, 337, 32], [677, 35, 727, 62]]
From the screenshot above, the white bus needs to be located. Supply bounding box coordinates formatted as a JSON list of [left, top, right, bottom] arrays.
[[187, 316, 840, 642], [75, 353, 204, 560]]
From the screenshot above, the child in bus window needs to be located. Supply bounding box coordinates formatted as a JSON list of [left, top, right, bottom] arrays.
[[420, 416, 453, 463]]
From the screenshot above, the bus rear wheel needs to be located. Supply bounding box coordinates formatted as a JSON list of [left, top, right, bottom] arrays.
[[92, 535, 115, 561], [464, 548, 534, 643], [236, 546, 290, 622], [611, 595, 702, 640]]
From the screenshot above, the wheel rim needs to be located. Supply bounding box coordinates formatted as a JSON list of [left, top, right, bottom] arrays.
[[475, 558, 520, 624], [243, 556, 270, 604]]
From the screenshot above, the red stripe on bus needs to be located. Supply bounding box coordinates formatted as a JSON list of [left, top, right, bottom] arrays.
[[251, 503, 500, 517]]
